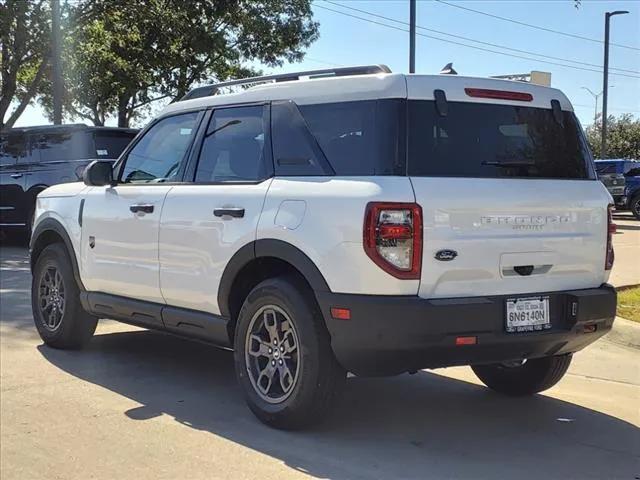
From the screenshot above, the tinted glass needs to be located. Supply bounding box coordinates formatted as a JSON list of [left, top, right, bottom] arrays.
[[624, 162, 640, 176], [195, 106, 267, 182], [121, 112, 199, 183], [625, 166, 640, 177], [94, 131, 137, 159], [0, 133, 25, 166], [271, 101, 330, 176], [595, 162, 618, 174], [408, 101, 593, 179], [31, 131, 93, 162], [299, 100, 405, 175]]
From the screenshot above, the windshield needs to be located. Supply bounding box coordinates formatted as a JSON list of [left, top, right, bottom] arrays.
[[408, 101, 595, 179]]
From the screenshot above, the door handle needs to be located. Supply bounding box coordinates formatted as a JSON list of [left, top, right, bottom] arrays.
[[10, 173, 23, 179], [213, 207, 245, 218], [129, 204, 154, 214]]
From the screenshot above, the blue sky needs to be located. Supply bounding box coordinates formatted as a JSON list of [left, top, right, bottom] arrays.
[[15, 0, 640, 128]]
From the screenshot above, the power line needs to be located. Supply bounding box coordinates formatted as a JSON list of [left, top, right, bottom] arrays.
[[435, 0, 640, 52], [315, 4, 640, 80], [322, 0, 639, 75]]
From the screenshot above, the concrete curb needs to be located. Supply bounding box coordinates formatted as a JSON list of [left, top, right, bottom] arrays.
[[605, 316, 640, 350]]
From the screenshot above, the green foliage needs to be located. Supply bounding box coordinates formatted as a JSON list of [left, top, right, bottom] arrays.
[[41, 0, 319, 126], [586, 114, 640, 159], [0, 0, 51, 129]]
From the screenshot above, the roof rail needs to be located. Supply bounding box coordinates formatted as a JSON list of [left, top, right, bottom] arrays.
[[180, 64, 392, 101]]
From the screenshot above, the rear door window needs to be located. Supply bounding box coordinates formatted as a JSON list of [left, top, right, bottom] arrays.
[[93, 131, 137, 159], [32, 131, 93, 162], [0, 133, 24, 166], [408, 101, 593, 179], [194, 105, 269, 183]]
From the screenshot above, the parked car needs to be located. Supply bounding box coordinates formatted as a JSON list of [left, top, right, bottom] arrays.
[[29, 65, 616, 430], [0, 124, 138, 235], [594, 159, 640, 219]]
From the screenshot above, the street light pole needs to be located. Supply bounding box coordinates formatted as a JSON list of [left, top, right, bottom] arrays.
[[409, 0, 416, 73], [581, 87, 602, 127], [601, 10, 628, 159]]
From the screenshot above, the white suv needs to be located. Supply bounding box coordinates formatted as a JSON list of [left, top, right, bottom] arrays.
[[30, 65, 617, 429]]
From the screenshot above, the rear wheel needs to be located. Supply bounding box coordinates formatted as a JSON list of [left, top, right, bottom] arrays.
[[32, 243, 97, 349], [234, 276, 345, 430], [630, 193, 640, 220], [471, 354, 572, 396]]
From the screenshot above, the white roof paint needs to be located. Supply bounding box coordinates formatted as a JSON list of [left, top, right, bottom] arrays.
[[160, 72, 574, 117]]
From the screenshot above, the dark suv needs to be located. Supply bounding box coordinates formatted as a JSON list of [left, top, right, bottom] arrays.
[[0, 124, 137, 234], [595, 159, 640, 219]]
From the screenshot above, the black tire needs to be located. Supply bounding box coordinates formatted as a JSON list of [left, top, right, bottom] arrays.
[[471, 354, 572, 396], [630, 193, 640, 221], [31, 243, 97, 349], [234, 276, 346, 430]]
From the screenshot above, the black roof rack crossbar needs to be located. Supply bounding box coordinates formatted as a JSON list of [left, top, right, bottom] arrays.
[[180, 64, 392, 101]]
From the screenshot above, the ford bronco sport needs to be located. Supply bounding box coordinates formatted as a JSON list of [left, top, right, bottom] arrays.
[[30, 65, 617, 429]]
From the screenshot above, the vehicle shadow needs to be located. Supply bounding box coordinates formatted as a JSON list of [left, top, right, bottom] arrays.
[[37, 329, 640, 480]]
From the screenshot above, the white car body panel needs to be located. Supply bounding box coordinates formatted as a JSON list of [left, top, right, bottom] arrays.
[[410, 178, 611, 299], [258, 177, 418, 295], [158, 181, 272, 315], [80, 185, 172, 303]]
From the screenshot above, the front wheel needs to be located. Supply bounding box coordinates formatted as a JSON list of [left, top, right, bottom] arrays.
[[234, 276, 346, 430], [31, 243, 97, 349], [471, 354, 572, 396]]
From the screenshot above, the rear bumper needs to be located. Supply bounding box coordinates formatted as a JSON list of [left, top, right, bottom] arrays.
[[317, 285, 616, 376]]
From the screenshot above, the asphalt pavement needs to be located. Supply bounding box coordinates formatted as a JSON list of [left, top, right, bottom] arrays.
[[0, 222, 638, 480]]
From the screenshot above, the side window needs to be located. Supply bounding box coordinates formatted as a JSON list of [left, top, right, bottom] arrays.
[[33, 131, 92, 162], [120, 112, 199, 183], [0, 134, 20, 166], [195, 106, 268, 183], [271, 100, 331, 176]]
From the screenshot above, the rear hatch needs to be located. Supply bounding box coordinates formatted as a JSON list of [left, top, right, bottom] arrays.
[[406, 77, 611, 299]]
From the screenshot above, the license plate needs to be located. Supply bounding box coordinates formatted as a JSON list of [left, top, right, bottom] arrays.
[[506, 296, 551, 333]]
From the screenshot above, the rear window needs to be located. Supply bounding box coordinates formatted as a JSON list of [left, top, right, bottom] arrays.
[[595, 162, 619, 174], [94, 131, 137, 159], [408, 101, 594, 179], [298, 99, 405, 175]]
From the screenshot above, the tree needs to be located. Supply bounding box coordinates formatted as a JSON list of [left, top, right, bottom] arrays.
[[41, 0, 319, 127], [0, 0, 51, 129], [586, 114, 640, 159]]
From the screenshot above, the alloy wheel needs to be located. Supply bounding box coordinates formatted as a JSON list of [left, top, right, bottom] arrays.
[[38, 266, 66, 331], [245, 305, 301, 404]]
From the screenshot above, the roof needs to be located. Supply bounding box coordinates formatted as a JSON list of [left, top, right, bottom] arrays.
[[161, 69, 573, 118], [2, 124, 139, 135]]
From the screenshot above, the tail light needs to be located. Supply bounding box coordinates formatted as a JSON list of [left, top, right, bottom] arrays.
[[605, 204, 616, 270], [464, 88, 533, 102], [364, 202, 422, 279]]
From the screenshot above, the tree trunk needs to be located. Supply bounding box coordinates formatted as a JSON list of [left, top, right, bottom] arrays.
[[2, 58, 48, 129], [117, 95, 129, 127]]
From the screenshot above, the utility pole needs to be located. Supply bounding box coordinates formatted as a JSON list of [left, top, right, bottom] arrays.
[[51, 0, 63, 125], [601, 10, 628, 159], [409, 0, 416, 73]]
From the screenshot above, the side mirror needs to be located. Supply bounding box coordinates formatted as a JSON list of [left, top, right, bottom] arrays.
[[83, 160, 114, 186]]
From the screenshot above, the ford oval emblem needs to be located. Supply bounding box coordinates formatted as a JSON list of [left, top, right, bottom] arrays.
[[435, 249, 458, 261]]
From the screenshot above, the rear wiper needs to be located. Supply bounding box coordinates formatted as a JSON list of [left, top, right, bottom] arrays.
[[481, 160, 535, 167]]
